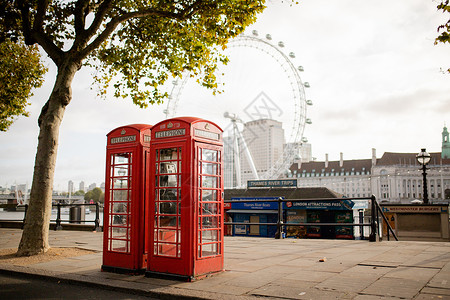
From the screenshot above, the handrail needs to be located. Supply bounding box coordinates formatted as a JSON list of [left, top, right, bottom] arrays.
[[374, 200, 399, 241], [1, 203, 101, 231]]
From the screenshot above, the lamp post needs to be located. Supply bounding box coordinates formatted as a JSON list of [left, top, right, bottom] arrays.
[[416, 148, 431, 204]]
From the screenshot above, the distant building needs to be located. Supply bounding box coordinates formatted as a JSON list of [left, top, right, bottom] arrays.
[[241, 119, 285, 184], [79, 181, 85, 192], [287, 147, 450, 202], [88, 183, 96, 191], [442, 125, 450, 159], [68, 180, 74, 195], [300, 143, 313, 163]]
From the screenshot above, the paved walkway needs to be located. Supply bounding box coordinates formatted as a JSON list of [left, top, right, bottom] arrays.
[[0, 228, 449, 299]]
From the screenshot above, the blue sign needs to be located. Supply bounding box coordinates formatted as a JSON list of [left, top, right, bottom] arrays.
[[284, 199, 355, 210], [230, 197, 280, 210], [247, 179, 297, 188]]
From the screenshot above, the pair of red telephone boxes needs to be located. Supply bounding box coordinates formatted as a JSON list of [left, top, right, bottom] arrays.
[[102, 117, 224, 281]]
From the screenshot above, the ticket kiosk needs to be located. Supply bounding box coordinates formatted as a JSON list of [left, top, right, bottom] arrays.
[[102, 124, 152, 274], [146, 117, 224, 281]]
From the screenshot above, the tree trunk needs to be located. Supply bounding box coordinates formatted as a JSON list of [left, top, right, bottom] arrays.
[[17, 61, 78, 256]]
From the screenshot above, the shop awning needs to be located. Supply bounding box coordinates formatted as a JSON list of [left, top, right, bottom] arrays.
[[226, 209, 278, 214]]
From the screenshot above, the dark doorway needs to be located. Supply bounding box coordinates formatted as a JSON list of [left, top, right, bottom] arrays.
[[320, 210, 335, 239]]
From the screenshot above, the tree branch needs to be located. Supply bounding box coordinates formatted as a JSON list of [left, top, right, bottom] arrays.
[[33, 0, 49, 32], [79, 0, 205, 60], [15, 0, 64, 64]]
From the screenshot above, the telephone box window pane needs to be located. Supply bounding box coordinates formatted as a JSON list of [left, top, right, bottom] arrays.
[[160, 162, 177, 174], [201, 243, 218, 257], [112, 203, 128, 213], [159, 216, 177, 227], [160, 148, 179, 161], [113, 153, 131, 164], [112, 190, 128, 202], [201, 216, 218, 228], [157, 229, 177, 243], [202, 230, 219, 242], [201, 203, 218, 215], [159, 189, 177, 200], [201, 162, 218, 175], [113, 166, 129, 177], [158, 244, 177, 257], [111, 227, 128, 238], [202, 176, 217, 188], [112, 178, 129, 189], [201, 190, 217, 201], [202, 149, 218, 162], [112, 215, 128, 225], [111, 240, 128, 253], [159, 202, 177, 214], [160, 175, 177, 187]]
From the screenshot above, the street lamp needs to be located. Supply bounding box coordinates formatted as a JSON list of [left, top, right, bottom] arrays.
[[416, 148, 431, 204]]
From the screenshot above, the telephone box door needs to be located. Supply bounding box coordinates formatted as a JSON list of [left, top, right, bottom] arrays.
[[148, 144, 192, 276], [194, 142, 224, 275]]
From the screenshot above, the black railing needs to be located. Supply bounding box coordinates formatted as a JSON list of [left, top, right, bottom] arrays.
[[52, 203, 101, 231], [224, 195, 398, 241], [0, 203, 101, 232]]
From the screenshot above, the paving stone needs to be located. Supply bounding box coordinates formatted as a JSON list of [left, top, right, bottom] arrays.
[[421, 286, 450, 296], [402, 253, 450, 268], [413, 294, 450, 300], [315, 272, 380, 293], [383, 266, 440, 282], [284, 269, 336, 282], [341, 265, 393, 276], [427, 271, 450, 289], [222, 268, 285, 288], [250, 282, 320, 299], [362, 277, 425, 298]]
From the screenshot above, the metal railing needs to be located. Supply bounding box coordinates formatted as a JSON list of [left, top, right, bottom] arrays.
[[0, 203, 101, 232], [224, 195, 398, 241]]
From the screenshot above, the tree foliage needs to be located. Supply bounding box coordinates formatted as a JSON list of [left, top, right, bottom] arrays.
[[0, 39, 47, 131], [436, 0, 450, 72], [84, 187, 103, 203], [73, 190, 85, 196]]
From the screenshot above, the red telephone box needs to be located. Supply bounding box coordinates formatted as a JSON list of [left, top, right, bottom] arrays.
[[102, 124, 152, 274], [146, 117, 224, 281]]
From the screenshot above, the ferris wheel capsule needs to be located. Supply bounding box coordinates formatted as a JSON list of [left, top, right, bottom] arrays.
[[304, 82, 310, 88], [306, 118, 312, 124], [306, 100, 313, 105], [298, 66, 304, 72], [302, 137, 308, 143], [266, 34, 272, 40], [252, 30, 258, 36], [278, 41, 285, 47], [289, 52, 295, 58]]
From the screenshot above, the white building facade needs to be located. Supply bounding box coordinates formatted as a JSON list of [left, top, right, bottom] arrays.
[[287, 148, 450, 203]]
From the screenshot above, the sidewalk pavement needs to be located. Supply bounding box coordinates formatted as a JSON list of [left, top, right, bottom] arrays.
[[1, 228, 449, 300]]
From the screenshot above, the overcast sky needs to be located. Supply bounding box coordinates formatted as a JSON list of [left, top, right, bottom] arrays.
[[1, 0, 449, 192]]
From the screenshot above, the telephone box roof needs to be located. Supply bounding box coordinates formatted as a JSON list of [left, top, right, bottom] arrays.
[[153, 116, 222, 131], [107, 124, 152, 136]]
